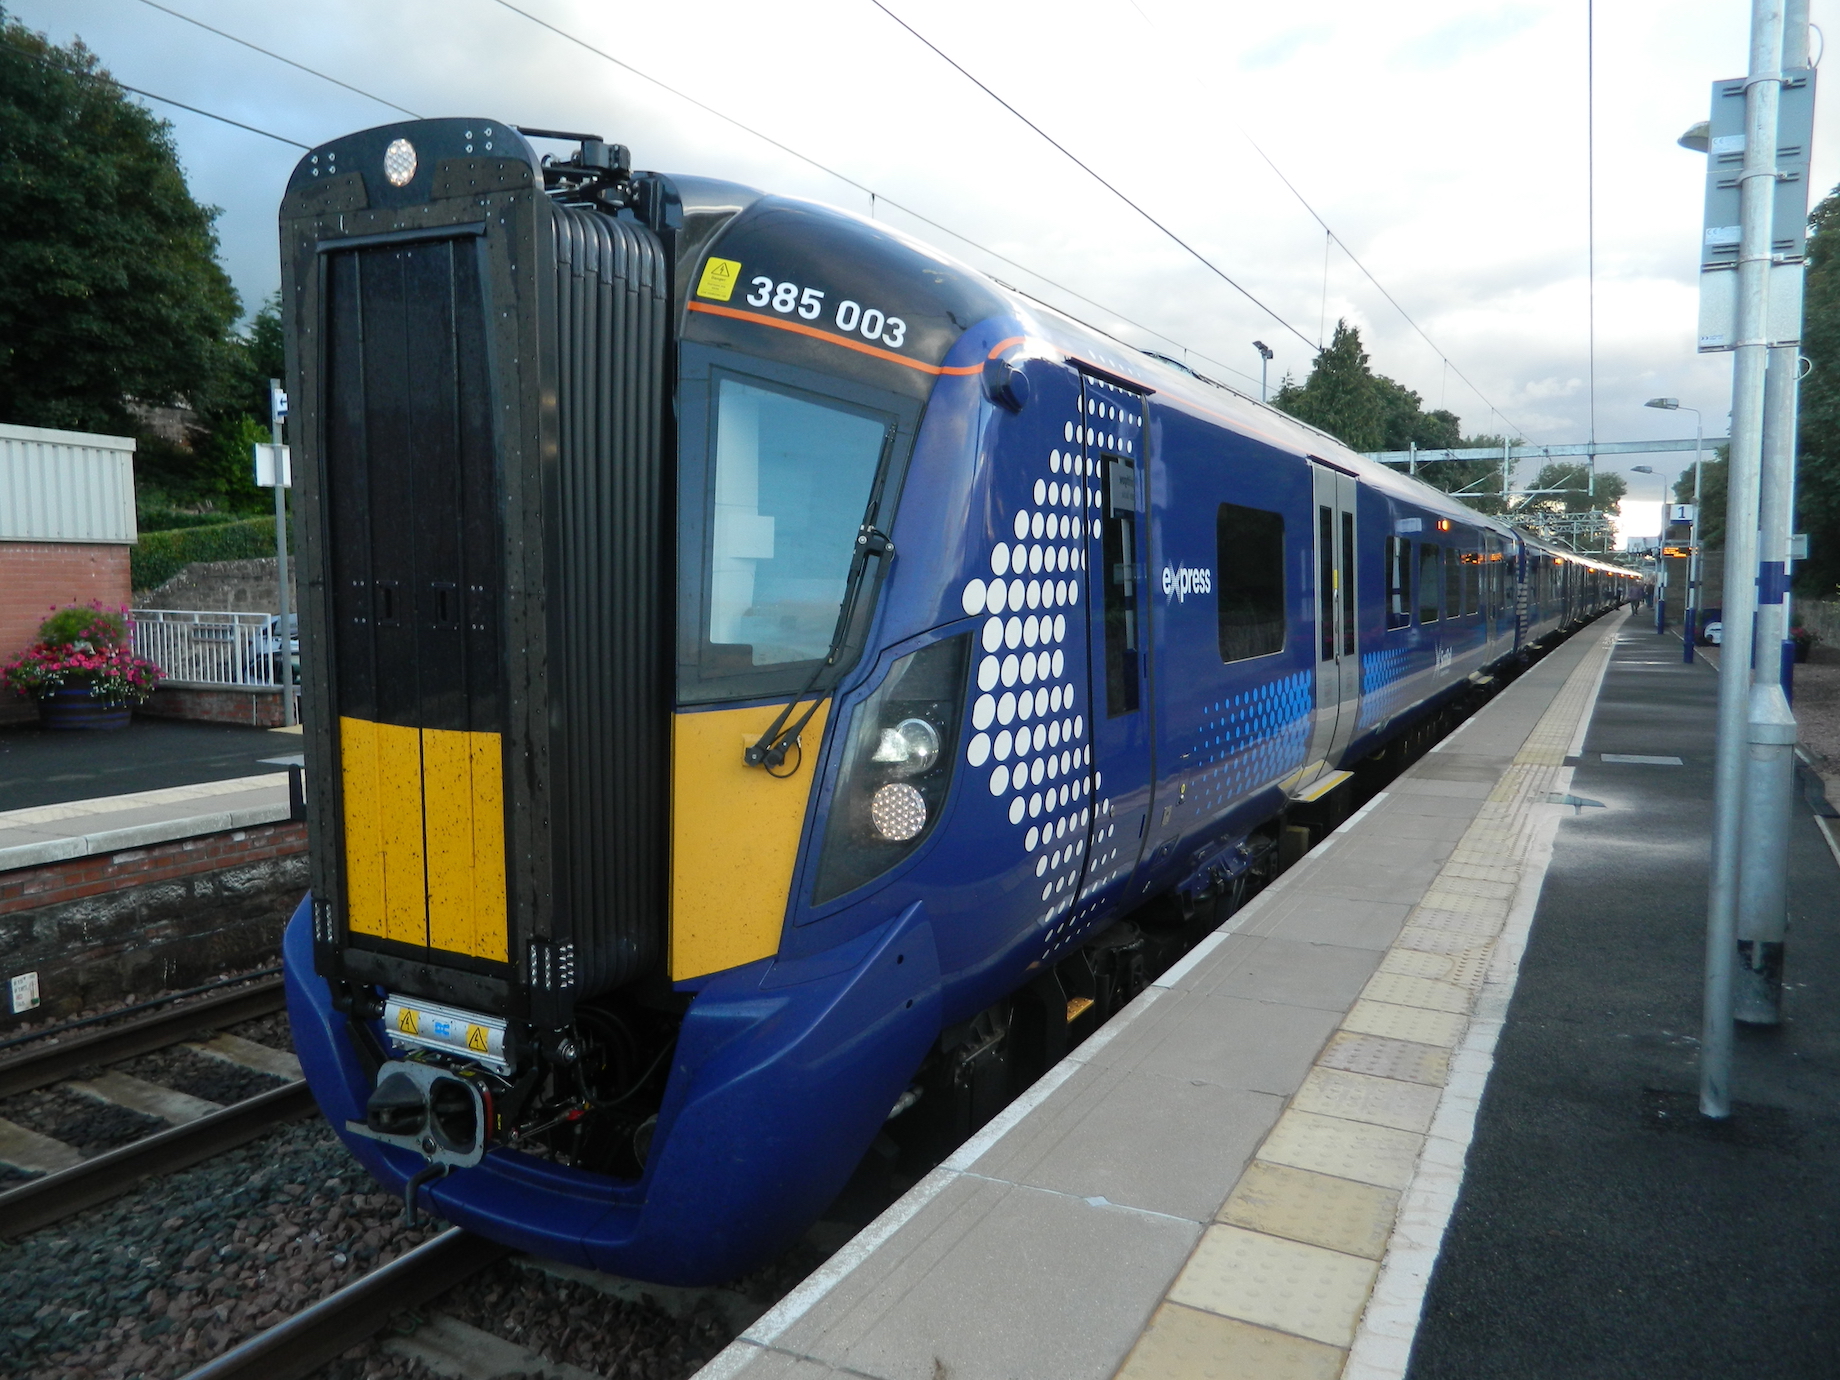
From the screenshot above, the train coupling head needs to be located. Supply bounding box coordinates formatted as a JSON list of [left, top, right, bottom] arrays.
[[346, 1059, 492, 1169]]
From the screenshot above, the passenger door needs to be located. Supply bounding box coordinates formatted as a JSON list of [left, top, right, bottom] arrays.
[[1298, 462, 1361, 791], [1051, 376, 1154, 953]]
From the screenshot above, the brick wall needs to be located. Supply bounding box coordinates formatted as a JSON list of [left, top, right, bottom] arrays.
[[0, 540, 133, 724], [138, 683, 288, 728], [0, 820, 308, 1025]]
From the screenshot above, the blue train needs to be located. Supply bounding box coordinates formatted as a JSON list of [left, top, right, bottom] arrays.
[[277, 120, 1634, 1285]]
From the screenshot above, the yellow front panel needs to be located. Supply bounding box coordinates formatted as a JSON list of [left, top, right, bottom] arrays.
[[339, 717, 387, 940], [421, 727, 509, 961], [671, 701, 831, 981], [340, 716, 427, 946], [375, 721, 429, 945]]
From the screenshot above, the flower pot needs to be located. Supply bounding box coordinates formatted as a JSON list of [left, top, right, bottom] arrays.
[[36, 687, 132, 731], [1793, 641, 1813, 664]]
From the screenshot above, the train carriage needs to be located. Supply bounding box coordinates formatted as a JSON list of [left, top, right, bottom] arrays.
[[278, 119, 1634, 1283]]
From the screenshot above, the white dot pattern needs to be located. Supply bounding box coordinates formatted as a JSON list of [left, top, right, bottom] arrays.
[[962, 379, 1145, 960]]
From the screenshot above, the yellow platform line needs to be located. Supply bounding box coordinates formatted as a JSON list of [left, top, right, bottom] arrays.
[[1115, 611, 1625, 1380]]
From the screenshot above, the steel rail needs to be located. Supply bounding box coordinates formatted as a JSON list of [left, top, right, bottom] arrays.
[[0, 975, 286, 1099], [0, 1079, 316, 1237], [178, 1228, 510, 1380]]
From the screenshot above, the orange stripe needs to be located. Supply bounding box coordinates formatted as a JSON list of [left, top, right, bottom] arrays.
[[686, 300, 984, 375], [986, 335, 1026, 359]]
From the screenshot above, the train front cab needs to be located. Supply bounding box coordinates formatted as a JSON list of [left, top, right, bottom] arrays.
[[276, 118, 1080, 1282]]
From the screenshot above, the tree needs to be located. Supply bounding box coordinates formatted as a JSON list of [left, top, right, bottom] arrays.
[[1528, 463, 1626, 515], [0, 15, 240, 434], [1274, 320, 1386, 452], [1373, 375, 1460, 451], [1797, 183, 1840, 594], [1674, 448, 1728, 551]]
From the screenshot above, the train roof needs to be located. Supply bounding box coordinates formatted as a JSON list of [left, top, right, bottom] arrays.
[[662, 177, 1631, 576]]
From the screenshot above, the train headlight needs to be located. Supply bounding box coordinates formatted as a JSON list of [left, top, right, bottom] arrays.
[[814, 634, 971, 903], [872, 717, 941, 777], [869, 782, 928, 840]]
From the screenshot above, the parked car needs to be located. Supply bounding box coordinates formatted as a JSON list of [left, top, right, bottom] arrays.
[[1705, 621, 1724, 646], [248, 613, 300, 683]]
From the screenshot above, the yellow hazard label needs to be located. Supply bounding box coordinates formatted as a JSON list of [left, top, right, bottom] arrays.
[[466, 1024, 489, 1052], [396, 1007, 419, 1035], [696, 257, 742, 301]]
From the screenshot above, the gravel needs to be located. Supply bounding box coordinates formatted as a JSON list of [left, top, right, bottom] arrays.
[[1, 1087, 168, 1155], [115, 1046, 284, 1107], [316, 1259, 735, 1380], [227, 1011, 294, 1052], [3, 1120, 448, 1379]]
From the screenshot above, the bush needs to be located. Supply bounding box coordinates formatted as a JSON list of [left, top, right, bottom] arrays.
[[131, 516, 291, 592], [2, 602, 160, 705], [36, 601, 128, 648], [136, 507, 240, 533]]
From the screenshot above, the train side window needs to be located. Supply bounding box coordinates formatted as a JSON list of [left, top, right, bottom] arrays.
[[1318, 506, 1335, 660], [1418, 543, 1441, 623], [1101, 454, 1141, 716], [1462, 550, 1480, 616], [1443, 542, 1461, 619], [1385, 536, 1411, 630], [1215, 502, 1286, 662]]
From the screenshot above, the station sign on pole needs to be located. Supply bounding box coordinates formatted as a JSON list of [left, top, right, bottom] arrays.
[[254, 381, 297, 728], [1698, 67, 1817, 352]]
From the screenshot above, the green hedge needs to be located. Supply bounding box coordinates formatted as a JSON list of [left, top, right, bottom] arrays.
[[131, 517, 293, 593]]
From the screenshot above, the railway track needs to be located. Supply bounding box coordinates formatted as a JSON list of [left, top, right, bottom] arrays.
[[0, 973, 317, 1237], [178, 1228, 510, 1380]]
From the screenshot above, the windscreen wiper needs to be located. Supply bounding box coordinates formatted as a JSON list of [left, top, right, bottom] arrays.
[[744, 522, 895, 773]]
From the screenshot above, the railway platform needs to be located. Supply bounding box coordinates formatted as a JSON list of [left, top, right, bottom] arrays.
[[696, 608, 1840, 1380]]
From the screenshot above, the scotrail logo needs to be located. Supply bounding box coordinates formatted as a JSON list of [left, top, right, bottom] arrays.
[[1161, 564, 1213, 603]]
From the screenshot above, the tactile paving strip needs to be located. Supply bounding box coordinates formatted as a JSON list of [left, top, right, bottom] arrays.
[[1113, 614, 1626, 1380], [1316, 1032, 1450, 1087], [1167, 1225, 1381, 1348]]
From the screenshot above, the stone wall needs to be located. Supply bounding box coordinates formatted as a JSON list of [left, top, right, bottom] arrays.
[[1800, 599, 1840, 648], [136, 557, 296, 615], [0, 820, 307, 1027]]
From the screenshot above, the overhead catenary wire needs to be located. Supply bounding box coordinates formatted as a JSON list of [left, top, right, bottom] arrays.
[[0, 36, 308, 147], [482, 0, 1269, 391], [132, 0, 423, 120], [866, 0, 1319, 355], [1240, 134, 1539, 444]]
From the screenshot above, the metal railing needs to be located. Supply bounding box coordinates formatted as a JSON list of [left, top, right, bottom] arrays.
[[131, 608, 288, 688]]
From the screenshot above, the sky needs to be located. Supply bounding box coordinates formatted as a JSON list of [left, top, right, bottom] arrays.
[[10, 0, 1836, 540]]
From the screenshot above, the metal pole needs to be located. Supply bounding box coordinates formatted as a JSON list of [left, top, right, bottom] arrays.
[[270, 379, 296, 729], [1703, 0, 1783, 1119], [1684, 411, 1703, 662], [1733, 339, 1800, 1025]]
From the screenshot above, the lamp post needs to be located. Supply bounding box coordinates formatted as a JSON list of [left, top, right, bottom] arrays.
[[1253, 340, 1273, 403], [1645, 398, 1703, 661], [1632, 465, 1668, 632]]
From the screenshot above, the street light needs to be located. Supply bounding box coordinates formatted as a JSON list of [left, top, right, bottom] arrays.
[[1645, 397, 1704, 659], [1631, 466, 1667, 632], [1253, 340, 1274, 403]]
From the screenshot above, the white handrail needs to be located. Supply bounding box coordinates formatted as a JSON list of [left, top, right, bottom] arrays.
[[130, 608, 290, 688]]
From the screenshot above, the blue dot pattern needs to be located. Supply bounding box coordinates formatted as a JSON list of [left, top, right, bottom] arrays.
[[1184, 670, 1312, 817], [1357, 647, 1410, 733]]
